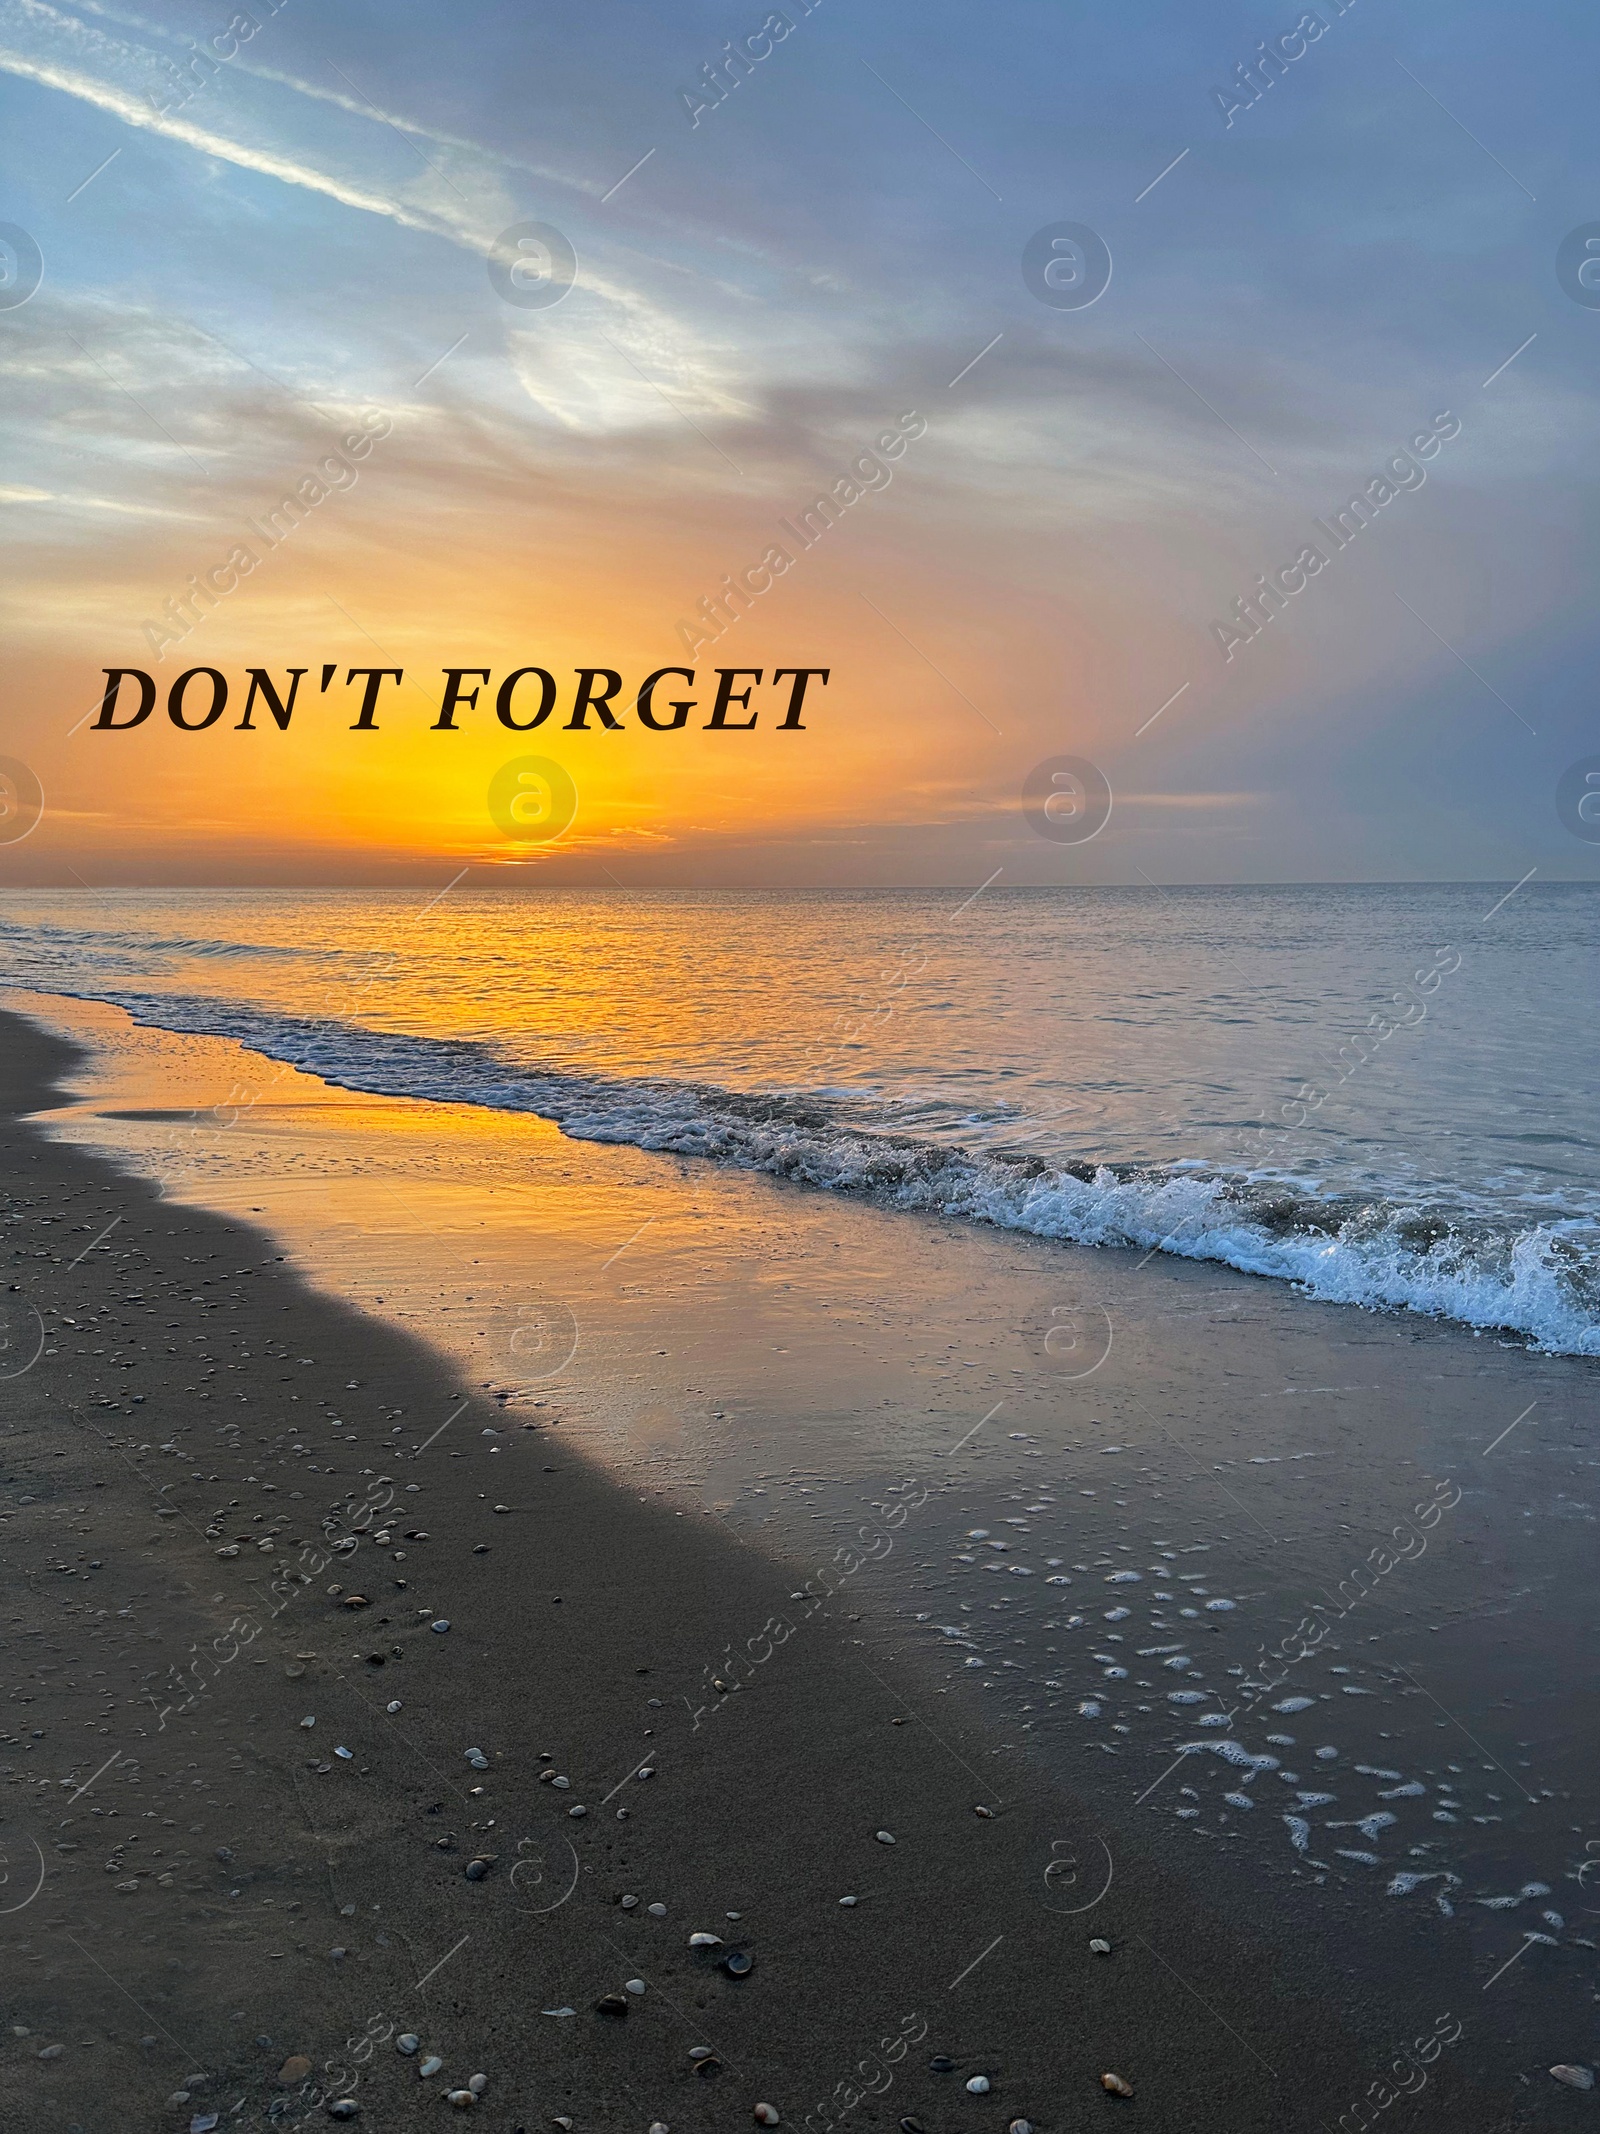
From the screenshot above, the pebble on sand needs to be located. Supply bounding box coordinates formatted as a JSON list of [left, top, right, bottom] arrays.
[[1089, 1938, 1111, 1955], [327, 2104, 359, 2121], [754, 2106, 780, 2125], [396, 2036, 419, 2055], [431, 1619, 451, 1633], [420, 2055, 444, 2077], [446, 2092, 476, 2108], [277, 2056, 313, 2085], [688, 1933, 722, 1948], [1009, 2121, 1032, 2134], [875, 1831, 896, 1845], [1550, 2066, 1594, 2091], [1101, 2074, 1134, 2098], [965, 2076, 990, 2095]]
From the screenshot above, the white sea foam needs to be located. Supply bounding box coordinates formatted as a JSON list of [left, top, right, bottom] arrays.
[[1181, 1740, 1280, 1772]]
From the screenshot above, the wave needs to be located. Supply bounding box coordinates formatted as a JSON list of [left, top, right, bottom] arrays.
[[0, 918, 310, 968], [24, 986, 1600, 1358]]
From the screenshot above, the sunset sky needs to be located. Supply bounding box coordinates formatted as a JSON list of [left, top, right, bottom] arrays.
[[1, 0, 1598, 884]]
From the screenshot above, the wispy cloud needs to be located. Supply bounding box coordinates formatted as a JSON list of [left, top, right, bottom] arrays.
[[53, 0, 600, 196], [0, 40, 476, 240]]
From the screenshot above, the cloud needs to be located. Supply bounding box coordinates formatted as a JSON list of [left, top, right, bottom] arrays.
[[0, 39, 468, 244], [506, 302, 756, 436], [0, 0, 515, 251], [55, 0, 601, 196]]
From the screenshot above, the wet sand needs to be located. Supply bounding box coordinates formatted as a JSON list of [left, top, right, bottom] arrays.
[[0, 1005, 1578, 2132]]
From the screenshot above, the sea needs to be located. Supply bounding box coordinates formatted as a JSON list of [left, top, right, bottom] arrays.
[[1, 880, 1596, 1353]]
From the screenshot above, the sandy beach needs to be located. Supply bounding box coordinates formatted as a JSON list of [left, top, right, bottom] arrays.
[[1, 1000, 1588, 2133]]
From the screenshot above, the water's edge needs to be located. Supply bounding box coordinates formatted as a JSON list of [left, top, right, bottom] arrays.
[[23, 983, 1599, 1358]]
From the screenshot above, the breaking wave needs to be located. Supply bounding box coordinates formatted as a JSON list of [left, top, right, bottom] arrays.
[[27, 987, 1600, 1358]]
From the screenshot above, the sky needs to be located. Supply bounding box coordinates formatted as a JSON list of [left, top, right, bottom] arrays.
[[1, 0, 1598, 886]]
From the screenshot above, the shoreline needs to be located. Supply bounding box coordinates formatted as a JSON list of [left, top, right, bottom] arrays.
[[0, 1004, 1554, 2132], [16, 973, 1595, 1360]]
